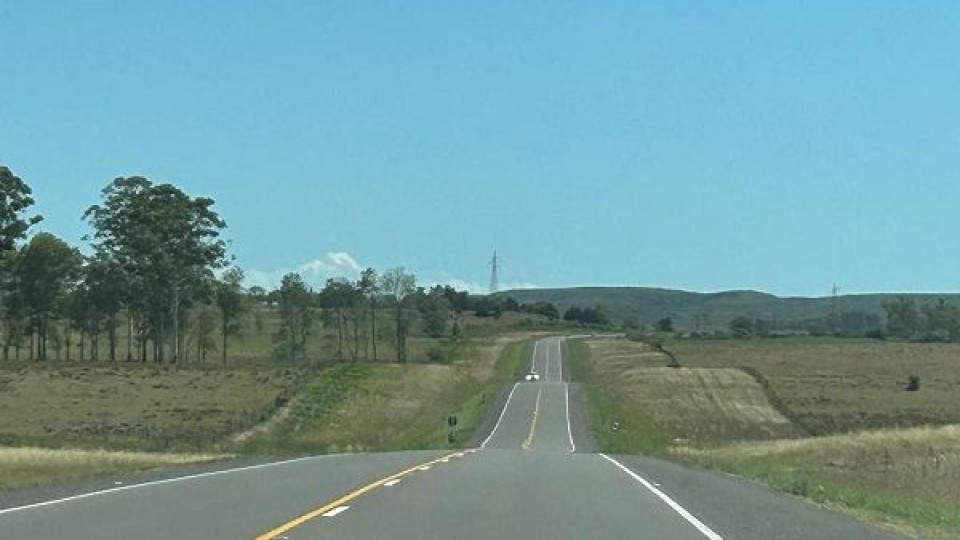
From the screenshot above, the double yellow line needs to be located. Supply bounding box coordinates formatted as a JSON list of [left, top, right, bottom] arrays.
[[254, 451, 465, 540], [521, 387, 543, 450]]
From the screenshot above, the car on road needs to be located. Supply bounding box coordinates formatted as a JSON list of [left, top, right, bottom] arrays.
[[525, 372, 540, 382]]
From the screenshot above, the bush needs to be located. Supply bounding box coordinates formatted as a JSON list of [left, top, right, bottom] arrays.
[[906, 374, 920, 392]]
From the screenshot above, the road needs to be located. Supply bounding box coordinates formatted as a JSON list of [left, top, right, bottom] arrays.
[[0, 337, 907, 539]]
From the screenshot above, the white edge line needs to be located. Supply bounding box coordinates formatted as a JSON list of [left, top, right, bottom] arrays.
[[599, 454, 724, 540], [564, 383, 576, 453], [0, 454, 349, 516], [479, 382, 519, 448]]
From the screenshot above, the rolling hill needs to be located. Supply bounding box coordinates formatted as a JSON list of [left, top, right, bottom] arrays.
[[497, 287, 960, 332]]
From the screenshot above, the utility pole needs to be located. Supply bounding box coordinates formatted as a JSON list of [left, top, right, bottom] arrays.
[[830, 283, 839, 334], [489, 250, 500, 294]]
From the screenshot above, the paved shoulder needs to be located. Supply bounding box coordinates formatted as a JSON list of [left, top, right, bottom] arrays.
[[611, 454, 910, 540]]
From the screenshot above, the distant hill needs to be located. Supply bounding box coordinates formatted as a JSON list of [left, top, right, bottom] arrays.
[[496, 287, 960, 332]]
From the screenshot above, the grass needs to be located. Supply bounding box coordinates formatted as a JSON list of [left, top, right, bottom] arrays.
[[667, 337, 960, 435], [575, 335, 960, 539], [239, 335, 534, 455], [567, 338, 672, 454], [0, 366, 301, 451], [675, 425, 960, 539], [0, 446, 224, 491]]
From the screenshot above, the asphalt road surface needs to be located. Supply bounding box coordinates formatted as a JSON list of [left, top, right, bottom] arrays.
[[0, 337, 908, 539]]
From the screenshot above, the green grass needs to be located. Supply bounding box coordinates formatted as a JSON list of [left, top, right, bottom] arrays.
[[239, 336, 535, 455], [567, 338, 671, 454]]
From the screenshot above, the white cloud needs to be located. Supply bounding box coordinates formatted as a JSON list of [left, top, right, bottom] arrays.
[[246, 256, 537, 294], [245, 251, 365, 290]]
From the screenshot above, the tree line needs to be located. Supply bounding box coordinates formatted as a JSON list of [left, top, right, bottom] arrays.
[[1, 166, 573, 366]]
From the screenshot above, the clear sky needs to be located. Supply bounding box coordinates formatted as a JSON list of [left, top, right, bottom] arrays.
[[3, 2, 959, 296]]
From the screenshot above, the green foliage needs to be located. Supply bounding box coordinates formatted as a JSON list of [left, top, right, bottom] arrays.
[[0, 165, 43, 253], [655, 316, 674, 333], [380, 267, 417, 363], [273, 273, 315, 365], [83, 177, 228, 363], [729, 316, 754, 338], [419, 290, 451, 338], [884, 296, 920, 339]]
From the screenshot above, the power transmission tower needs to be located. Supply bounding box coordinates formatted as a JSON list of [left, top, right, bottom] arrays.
[[489, 251, 500, 294]]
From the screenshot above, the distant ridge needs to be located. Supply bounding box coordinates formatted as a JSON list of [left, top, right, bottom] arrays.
[[496, 286, 960, 331]]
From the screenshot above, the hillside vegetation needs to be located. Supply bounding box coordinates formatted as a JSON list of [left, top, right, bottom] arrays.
[[501, 286, 960, 333]]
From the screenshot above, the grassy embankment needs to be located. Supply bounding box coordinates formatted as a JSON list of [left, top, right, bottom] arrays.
[[239, 336, 532, 454], [570, 336, 960, 539]]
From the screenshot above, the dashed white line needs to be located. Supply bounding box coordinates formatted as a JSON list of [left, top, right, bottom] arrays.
[[600, 454, 724, 540], [322, 505, 351, 518], [418, 465, 432, 471], [383, 479, 402, 487], [557, 338, 564, 381]]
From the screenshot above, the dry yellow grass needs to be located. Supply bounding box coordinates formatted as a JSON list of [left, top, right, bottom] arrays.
[[0, 446, 223, 490], [0, 367, 298, 450], [584, 337, 796, 446]]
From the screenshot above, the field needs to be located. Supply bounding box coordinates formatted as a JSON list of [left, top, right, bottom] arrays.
[[667, 338, 960, 435], [0, 366, 301, 451], [572, 336, 960, 539], [0, 447, 222, 491]]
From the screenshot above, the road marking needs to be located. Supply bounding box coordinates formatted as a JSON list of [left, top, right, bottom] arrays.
[[564, 383, 576, 453], [418, 465, 432, 471], [383, 479, 401, 487], [532, 340, 539, 376], [521, 387, 543, 450], [0, 454, 347, 516], [322, 505, 350, 517], [254, 451, 462, 540], [557, 338, 564, 381], [543, 338, 551, 381], [599, 454, 724, 540], [480, 382, 519, 448]]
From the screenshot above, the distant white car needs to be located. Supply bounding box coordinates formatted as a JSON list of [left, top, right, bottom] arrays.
[[525, 372, 540, 381]]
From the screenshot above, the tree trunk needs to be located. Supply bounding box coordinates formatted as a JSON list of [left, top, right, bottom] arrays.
[[108, 315, 117, 363], [221, 317, 228, 366], [126, 312, 133, 361], [79, 331, 85, 362]]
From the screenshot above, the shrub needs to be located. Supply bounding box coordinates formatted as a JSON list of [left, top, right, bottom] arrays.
[[906, 374, 921, 392]]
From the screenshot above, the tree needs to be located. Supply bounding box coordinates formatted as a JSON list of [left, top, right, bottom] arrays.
[[319, 278, 361, 362], [419, 290, 450, 338], [729, 316, 754, 338], [921, 298, 960, 341], [215, 267, 248, 364], [84, 178, 228, 363], [380, 267, 416, 363], [884, 296, 920, 339], [0, 166, 42, 355], [655, 317, 674, 333], [273, 273, 315, 365], [358, 268, 379, 361], [563, 306, 583, 322], [12, 233, 83, 360], [0, 166, 43, 253]]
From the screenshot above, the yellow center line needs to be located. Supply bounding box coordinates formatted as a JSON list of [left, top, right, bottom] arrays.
[[253, 451, 462, 540], [521, 387, 543, 450]]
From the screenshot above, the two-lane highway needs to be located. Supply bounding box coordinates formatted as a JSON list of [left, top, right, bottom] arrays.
[[0, 337, 908, 539]]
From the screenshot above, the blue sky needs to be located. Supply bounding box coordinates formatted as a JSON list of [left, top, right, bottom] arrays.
[[2, 1, 959, 296]]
